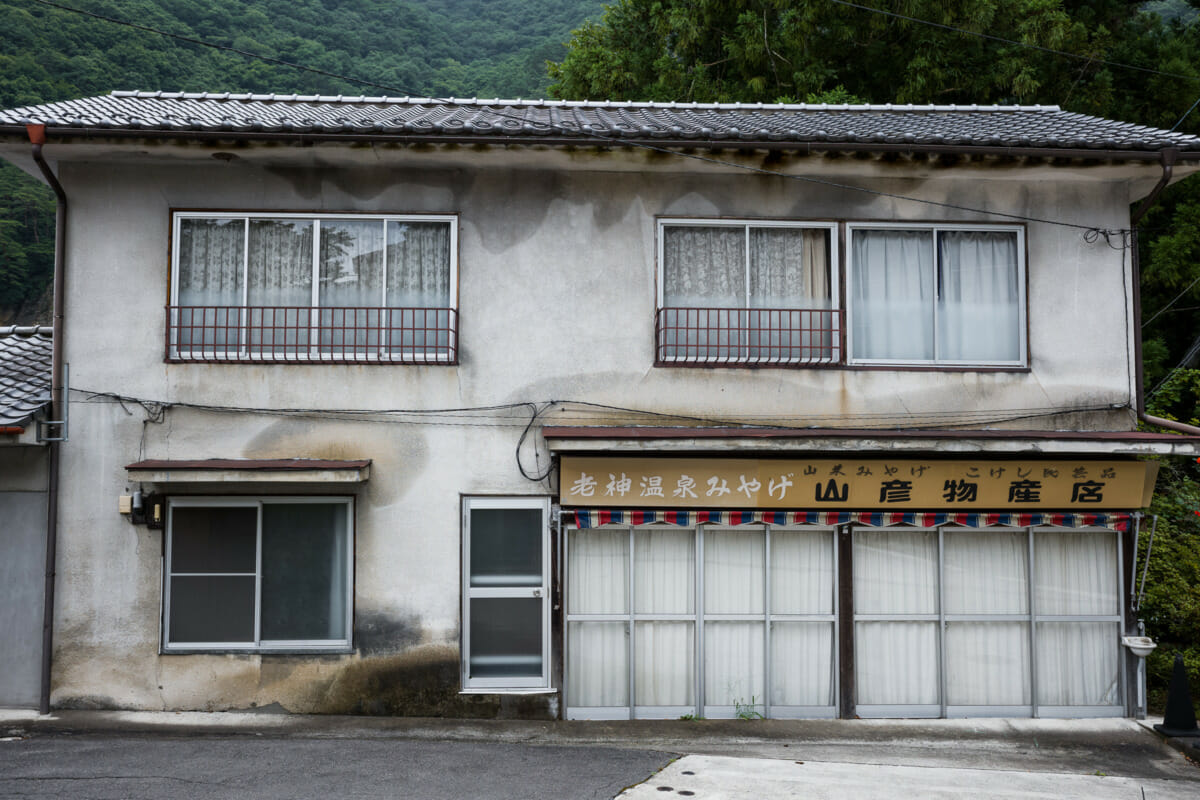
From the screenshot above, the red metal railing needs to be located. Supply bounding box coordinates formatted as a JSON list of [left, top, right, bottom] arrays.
[[166, 306, 458, 364], [656, 307, 842, 366]]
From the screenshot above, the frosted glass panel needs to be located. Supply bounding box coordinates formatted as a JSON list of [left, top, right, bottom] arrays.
[[704, 622, 765, 707], [469, 598, 543, 678], [771, 530, 834, 615], [470, 508, 543, 587], [944, 531, 1028, 615], [945, 622, 1030, 705], [635, 622, 694, 706], [771, 622, 834, 706], [568, 622, 628, 707], [854, 530, 938, 614], [704, 530, 764, 614], [1036, 622, 1120, 706], [856, 621, 939, 705], [634, 530, 694, 614], [1034, 532, 1118, 615], [568, 530, 628, 614]]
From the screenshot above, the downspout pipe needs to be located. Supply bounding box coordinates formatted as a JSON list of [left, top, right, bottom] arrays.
[[1128, 149, 1200, 435], [28, 123, 65, 716]]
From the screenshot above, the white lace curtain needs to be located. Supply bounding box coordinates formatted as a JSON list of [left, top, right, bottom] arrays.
[[851, 229, 1019, 362], [177, 217, 450, 309], [661, 225, 832, 361], [663, 225, 831, 308]]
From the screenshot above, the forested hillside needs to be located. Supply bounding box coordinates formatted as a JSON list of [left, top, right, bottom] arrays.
[[0, 0, 603, 318]]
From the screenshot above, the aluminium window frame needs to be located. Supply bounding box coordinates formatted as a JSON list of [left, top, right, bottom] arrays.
[[656, 218, 841, 365], [845, 222, 1028, 368], [167, 211, 459, 362], [161, 495, 355, 654], [461, 496, 553, 692]]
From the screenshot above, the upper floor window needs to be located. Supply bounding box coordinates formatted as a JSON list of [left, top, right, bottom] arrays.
[[656, 220, 840, 365], [167, 213, 457, 364], [847, 224, 1025, 366]]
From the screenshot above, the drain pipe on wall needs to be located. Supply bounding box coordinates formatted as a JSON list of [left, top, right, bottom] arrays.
[[1129, 149, 1200, 436], [28, 123, 67, 716]]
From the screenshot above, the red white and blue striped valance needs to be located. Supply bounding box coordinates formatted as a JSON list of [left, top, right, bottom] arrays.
[[572, 509, 1131, 531]]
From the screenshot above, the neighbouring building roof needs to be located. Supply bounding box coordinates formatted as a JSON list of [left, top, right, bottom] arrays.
[[2, 92, 1200, 156], [0, 325, 52, 428]]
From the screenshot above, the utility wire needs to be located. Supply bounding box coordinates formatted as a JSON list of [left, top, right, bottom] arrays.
[[1147, 333, 1200, 398], [21, 0, 1140, 237], [826, 0, 1200, 83], [1170, 94, 1200, 131], [1142, 272, 1200, 327], [74, 387, 1125, 431]]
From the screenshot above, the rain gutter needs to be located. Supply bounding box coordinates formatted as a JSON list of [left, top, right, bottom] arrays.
[[28, 123, 66, 716], [1127, 149, 1200, 435]]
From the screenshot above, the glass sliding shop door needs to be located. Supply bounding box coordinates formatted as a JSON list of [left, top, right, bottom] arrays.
[[565, 524, 836, 720], [854, 526, 1122, 719]]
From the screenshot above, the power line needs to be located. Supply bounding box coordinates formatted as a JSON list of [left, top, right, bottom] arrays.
[[75, 387, 1125, 431], [20, 0, 1141, 237], [825, 0, 1200, 83], [1142, 272, 1200, 327]]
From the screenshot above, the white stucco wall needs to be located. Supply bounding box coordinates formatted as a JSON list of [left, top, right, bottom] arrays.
[[20, 140, 1159, 713]]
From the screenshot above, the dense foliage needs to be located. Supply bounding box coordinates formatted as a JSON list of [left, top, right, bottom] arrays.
[[0, 0, 603, 316], [1141, 375, 1200, 716]]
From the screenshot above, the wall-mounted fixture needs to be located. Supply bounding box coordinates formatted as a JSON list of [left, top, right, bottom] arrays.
[[119, 490, 164, 529]]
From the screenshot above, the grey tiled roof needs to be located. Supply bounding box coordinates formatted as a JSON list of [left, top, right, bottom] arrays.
[[2, 92, 1199, 153], [0, 326, 52, 427]]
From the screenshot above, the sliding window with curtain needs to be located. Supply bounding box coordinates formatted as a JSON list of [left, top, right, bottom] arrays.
[[848, 225, 1024, 366], [658, 221, 838, 365], [170, 213, 456, 362]]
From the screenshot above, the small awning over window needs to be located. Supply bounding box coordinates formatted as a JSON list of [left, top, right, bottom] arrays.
[[125, 458, 370, 484], [572, 509, 1131, 531]]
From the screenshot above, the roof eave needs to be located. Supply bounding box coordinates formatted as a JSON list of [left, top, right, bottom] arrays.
[[2, 124, 1197, 162], [542, 426, 1200, 457]]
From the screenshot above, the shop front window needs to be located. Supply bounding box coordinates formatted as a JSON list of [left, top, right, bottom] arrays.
[[566, 525, 837, 720]]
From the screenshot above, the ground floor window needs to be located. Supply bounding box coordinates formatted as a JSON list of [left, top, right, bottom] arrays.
[[461, 497, 551, 690], [565, 525, 837, 719], [855, 527, 1122, 718], [163, 497, 353, 651]]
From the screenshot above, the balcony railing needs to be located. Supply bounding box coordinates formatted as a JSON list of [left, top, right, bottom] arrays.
[[166, 306, 458, 364], [656, 307, 842, 366]]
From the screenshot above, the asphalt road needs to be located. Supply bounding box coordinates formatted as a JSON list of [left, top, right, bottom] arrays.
[[0, 734, 675, 800]]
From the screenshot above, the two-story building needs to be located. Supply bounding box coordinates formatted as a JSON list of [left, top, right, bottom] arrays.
[[1, 92, 1198, 719]]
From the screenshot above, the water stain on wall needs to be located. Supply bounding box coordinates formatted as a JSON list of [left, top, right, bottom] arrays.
[[242, 417, 427, 507], [316, 644, 554, 719], [463, 169, 563, 255], [354, 610, 424, 656]]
